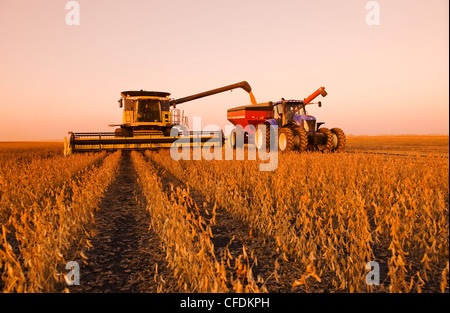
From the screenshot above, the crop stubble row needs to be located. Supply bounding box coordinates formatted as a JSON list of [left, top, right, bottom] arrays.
[[147, 149, 449, 293], [0, 149, 121, 292]]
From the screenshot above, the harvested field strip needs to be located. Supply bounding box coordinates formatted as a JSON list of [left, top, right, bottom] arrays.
[[344, 150, 449, 158], [346, 136, 449, 156], [69, 152, 178, 293], [0, 151, 121, 292]]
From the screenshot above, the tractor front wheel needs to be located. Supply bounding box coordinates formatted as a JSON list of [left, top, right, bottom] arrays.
[[278, 127, 295, 152], [317, 127, 333, 152]]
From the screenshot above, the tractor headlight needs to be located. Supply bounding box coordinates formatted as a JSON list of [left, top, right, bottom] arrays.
[[303, 121, 310, 132]]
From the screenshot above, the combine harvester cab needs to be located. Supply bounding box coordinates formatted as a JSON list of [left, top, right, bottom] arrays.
[[227, 87, 346, 153], [64, 81, 256, 156]]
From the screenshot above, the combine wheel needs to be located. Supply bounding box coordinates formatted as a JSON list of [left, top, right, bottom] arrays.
[[293, 127, 308, 152], [317, 127, 333, 152], [330, 128, 346, 151], [278, 127, 295, 152]]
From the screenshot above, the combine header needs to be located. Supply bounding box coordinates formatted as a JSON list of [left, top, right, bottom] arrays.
[[64, 81, 256, 156]]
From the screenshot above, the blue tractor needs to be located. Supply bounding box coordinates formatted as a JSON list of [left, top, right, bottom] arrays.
[[250, 87, 346, 152]]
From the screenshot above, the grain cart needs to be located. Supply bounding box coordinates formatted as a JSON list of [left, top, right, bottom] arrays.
[[227, 87, 346, 152]]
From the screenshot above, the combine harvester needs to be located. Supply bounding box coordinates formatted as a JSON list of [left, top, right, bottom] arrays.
[[64, 81, 256, 156], [64, 81, 345, 155]]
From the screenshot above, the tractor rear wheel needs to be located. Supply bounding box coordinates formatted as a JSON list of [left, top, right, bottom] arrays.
[[265, 123, 276, 151], [331, 128, 346, 151], [293, 127, 308, 152], [317, 127, 333, 152], [278, 127, 295, 152]]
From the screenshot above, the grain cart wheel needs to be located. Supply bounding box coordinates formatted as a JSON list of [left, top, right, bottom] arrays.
[[317, 127, 333, 152], [330, 128, 346, 152], [231, 131, 237, 148], [255, 124, 267, 151], [278, 127, 295, 152], [230, 127, 244, 149], [255, 123, 276, 151], [293, 127, 308, 152]]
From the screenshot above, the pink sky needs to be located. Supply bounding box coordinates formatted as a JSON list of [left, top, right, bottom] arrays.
[[0, 0, 448, 141]]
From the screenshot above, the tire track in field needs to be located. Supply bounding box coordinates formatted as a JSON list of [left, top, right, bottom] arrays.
[[150, 158, 309, 292], [68, 152, 179, 293]]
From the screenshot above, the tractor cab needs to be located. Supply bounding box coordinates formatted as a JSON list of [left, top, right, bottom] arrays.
[[272, 100, 311, 128]]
